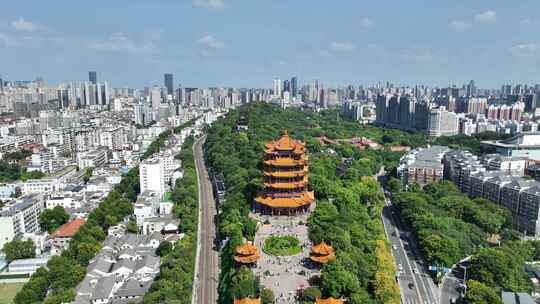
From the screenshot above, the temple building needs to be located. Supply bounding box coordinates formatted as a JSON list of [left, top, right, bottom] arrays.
[[233, 242, 261, 266], [315, 297, 345, 304], [310, 241, 336, 264], [233, 298, 261, 304], [254, 130, 315, 215]]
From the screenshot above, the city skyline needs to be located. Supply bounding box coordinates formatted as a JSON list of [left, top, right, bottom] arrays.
[[1, 0, 539, 88]]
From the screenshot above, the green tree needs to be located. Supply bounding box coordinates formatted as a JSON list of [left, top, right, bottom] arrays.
[[156, 241, 173, 257], [39, 206, 69, 233], [465, 280, 502, 304], [387, 177, 402, 194], [260, 288, 274, 304], [2, 239, 36, 262], [468, 248, 533, 292], [126, 219, 138, 233], [83, 167, 94, 183]]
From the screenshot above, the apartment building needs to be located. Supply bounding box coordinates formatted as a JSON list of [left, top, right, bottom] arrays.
[[396, 146, 450, 187], [0, 194, 44, 249]]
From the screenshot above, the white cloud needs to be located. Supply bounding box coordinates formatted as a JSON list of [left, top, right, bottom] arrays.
[[329, 41, 356, 52], [11, 18, 43, 32], [475, 10, 497, 23], [449, 20, 471, 31], [520, 18, 532, 25], [360, 18, 374, 29], [193, 0, 224, 9], [84, 32, 157, 53], [197, 35, 225, 49], [0, 33, 20, 47], [510, 43, 538, 55]]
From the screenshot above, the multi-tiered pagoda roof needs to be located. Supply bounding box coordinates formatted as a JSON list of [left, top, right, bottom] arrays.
[[310, 241, 336, 264], [254, 130, 314, 215], [233, 242, 261, 265]]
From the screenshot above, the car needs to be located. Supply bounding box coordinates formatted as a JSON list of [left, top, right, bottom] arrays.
[[413, 268, 419, 274], [392, 245, 397, 250], [408, 282, 414, 289], [398, 264, 403, 271]]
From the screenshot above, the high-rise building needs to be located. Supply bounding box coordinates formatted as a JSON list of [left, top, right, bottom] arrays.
[[291, 77, 298, 97], [164, 73, 174, 96], [283, 80, 290, 93], [273, 78, 282, 98], [139, 159, 166, 196], [0, 76, 3, 92], [151, 86, 162, 110], [427, 106, 458, 137], [89, 72, 97, 85]]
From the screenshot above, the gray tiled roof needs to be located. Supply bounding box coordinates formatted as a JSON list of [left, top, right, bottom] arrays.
[[90, 276, 116, 300], [114, 278, 152, 298]]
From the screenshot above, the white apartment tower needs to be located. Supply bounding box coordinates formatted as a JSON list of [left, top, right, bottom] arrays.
[[140, 159, 166, 196]]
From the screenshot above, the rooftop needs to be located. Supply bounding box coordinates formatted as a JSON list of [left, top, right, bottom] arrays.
[[52, 218, 86, 238]]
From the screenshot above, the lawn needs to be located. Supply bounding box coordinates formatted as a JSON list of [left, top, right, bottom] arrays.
[[0, 283, 25, 304], [263, 235, 302, 256]]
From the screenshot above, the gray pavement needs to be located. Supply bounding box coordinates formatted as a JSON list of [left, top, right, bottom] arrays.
[[252, 214, 316, 304], [192, 136, 219, 304]]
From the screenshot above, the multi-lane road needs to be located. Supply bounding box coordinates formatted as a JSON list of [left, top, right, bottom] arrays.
[[380, 190, 440, 304], [192, 136, 219, 304]]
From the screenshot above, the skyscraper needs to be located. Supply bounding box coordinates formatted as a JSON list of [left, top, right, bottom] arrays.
[[273, 78, 282, 98], [89, 71, 97, 84], [164, 73, 174, 96], [291, 77, 298, 98], [0, 76, 3, 92], [151, 86, 162, 110]]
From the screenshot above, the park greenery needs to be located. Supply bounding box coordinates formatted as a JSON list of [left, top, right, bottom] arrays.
[[393, 181, 511, 267], [204, 102, 408, 303], [1, 239, 36, 263], [263, 235, 302, 256], [13, 122, 199, 304], [143, 135, 199, 303], [391, 180, 540, 303], [38, 206, 70, 233], [432, 131, 512, 155]]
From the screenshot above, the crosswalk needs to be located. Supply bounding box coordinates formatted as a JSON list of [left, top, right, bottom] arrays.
[[402, 297, 437, 304]]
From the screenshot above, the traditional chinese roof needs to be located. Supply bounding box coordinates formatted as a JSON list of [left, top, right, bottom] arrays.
[[315, 297, 344, 304], [265, 130, 305, 152], [310, 241, 336, 264], [52, 218, 86, 238], [264, 156, 308, 167], [264, 169, 307, 178], [255, 191, 314, 208], [264, 177, 309, 190], [233, 298, 261, 304], [311, 241, 334, 255], [234, 242, 261, 264]]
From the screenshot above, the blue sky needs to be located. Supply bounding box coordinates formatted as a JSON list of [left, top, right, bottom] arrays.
[[0, 0, 539, 88]]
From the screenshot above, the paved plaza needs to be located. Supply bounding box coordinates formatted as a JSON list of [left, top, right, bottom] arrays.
[[252, 213, 320, 304]]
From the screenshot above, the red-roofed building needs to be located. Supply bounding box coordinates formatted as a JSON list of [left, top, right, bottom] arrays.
[[50, 218, 86, 252]]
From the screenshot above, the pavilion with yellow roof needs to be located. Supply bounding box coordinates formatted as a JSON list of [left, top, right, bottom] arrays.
[[310, 241, 336, 264], [315, 297, 345, 304], [233, 242, 261, 266], [254, 130, 315, 215], [233, 297, 261, 304]]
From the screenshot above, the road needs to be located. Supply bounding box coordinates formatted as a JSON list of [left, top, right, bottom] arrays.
[[440, 258, 470, 304], [192, 136, 219, 304], [380, 191, 440, 304]]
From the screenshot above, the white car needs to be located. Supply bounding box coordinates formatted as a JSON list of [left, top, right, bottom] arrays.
[[398, 264, 403, 271]]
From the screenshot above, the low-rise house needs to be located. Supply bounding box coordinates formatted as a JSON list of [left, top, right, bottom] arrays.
[[50, 218, 86, 253]]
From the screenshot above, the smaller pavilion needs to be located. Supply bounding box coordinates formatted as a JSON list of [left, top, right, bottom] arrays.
[[315, 297, 345, 304], [233, 297, 261, 304], [233, 242, 261, 266], [309, 241, 336, 264]]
